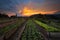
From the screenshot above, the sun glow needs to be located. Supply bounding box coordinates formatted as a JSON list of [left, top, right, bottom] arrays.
[[20, 6, 57, 16], [21, 7, 40, 16]]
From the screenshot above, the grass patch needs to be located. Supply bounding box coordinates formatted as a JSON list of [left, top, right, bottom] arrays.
[[34, 20, 60, 32]]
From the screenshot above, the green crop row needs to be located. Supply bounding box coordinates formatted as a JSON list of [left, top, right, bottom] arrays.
[[34, 20, 60, 32], [36, 18, 60, 29], [0, 18, 25, 36], [21, 20, 44, 40]]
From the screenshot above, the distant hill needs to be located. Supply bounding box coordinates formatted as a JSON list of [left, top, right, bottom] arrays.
[[30, 14, 44, 18], [30, 11, 60, 19]]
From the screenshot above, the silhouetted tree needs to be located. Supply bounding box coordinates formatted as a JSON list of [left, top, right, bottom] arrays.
[[0, 13, 9, 18]]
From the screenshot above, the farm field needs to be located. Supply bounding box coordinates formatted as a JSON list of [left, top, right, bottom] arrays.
[[0, 18, 26, 40], [34, 20, 60, 32], [0, 0, 60, 40], [0, 18, 60, 40], [21, 20, 45, 40], [36, 18, 60, 29]]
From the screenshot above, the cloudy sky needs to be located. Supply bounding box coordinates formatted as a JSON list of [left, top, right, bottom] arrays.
[[0, 0, 60, 16]]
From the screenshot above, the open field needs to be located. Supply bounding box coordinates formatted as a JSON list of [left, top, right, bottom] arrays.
[[0, 18, 26, 40], [0, 18, 25, 34], [21, 20, 46, 40], [0, 18, 60, 40]]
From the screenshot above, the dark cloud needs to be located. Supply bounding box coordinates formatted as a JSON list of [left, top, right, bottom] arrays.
[[0, 0, 60, 15], [0, 0, 24, 12]]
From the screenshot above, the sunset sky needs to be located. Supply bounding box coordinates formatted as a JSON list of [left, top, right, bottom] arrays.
[[0, 0, 60, 16]]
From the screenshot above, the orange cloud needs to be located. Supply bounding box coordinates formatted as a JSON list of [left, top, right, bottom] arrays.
[[20, 6, 57, 16]]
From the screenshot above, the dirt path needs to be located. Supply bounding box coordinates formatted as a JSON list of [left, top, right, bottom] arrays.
[[34, 21, 49, 40], [5, 21, 27, 40], [0, 20, 16, 28]]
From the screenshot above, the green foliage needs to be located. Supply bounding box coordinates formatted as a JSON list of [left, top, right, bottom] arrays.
[[0, 18, 25, 36], [21, 20, 44, 40], [35, 20, 60, 32]]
